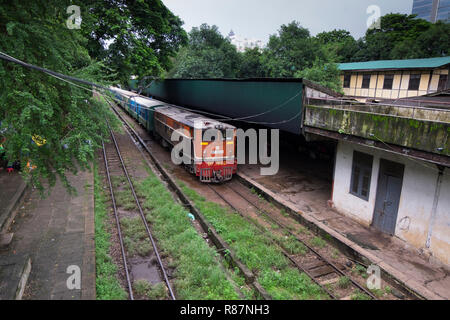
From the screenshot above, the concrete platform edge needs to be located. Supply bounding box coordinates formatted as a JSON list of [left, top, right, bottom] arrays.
[[81, 167, 96, 300], [236, 172, 442, 300], [16, 257, 32, 300], [0, 178, 27, 233]]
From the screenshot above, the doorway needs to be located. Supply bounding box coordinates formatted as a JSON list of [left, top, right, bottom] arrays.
[[372, 159, 404, 235]]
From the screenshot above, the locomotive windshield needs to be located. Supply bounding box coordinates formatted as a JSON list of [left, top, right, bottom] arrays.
[[202, 128, 234, 142]]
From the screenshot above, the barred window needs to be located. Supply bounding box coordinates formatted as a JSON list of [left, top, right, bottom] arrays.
[[350, 151, 373, 201], [408, 74, 421, 90], [343, 74, 351, 88], [383, 74, 394, 90], [361, 74, 371, 89]]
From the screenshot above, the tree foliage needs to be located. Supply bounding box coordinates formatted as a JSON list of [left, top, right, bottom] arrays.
[[352, 14, 450, 61], [262, 21, 324, 77], [81, 0, 187, 84], [169, 24, 240, 78], [0, 0, 185, 194], [295, 60, 343, 94], [169, 14, 449, 93]]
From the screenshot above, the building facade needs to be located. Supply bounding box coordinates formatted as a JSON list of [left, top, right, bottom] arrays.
[[333, 141, 449, 265], [339, 56, 450, 100], [227, 30, 264, 52], [303, 97, 450, 266], [412, 0, 450, 23]]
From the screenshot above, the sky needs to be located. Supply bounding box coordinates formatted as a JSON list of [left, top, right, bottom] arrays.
[[162, 0, 413, 43]]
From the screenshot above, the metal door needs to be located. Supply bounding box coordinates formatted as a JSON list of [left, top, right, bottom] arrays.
[[372, 159, 404, 235]]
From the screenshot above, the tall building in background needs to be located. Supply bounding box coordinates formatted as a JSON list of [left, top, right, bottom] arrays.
[[228, 30, 264, 52], [412, 0, 450, 22]]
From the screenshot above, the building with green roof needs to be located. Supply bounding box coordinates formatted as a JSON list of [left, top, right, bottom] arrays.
[[338, 56, 450, 100]]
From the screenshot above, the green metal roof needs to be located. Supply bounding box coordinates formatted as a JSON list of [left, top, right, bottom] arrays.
[[339, 56, 450, 71]]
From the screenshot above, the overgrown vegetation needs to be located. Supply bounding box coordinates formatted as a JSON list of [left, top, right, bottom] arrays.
[[93, 162, 127, 300], [121, 217, 152, 257], [353, 264, 368, 279], [135, 170, 242, 300], [133, 280, 167, 300], [179, 181, 328, 300], [338, 276, 351, 289], [351, 290, 370, 300], [311, 236, 327, 248], [0, 1, 185, 194]]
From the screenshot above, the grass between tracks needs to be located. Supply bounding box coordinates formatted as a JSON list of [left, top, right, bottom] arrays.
[[178, 182, 328, 300], [135, 168, 243, 300], [93, 162, 128, 300]]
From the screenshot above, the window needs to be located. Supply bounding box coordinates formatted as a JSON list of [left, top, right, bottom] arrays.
[[438, 74, 448, 91], [361, 74, 371, 89], [350, 151, 373, 201], [383, 74, 394, 90], [343, 74, 351, 88], [408, 74, 421, 90]]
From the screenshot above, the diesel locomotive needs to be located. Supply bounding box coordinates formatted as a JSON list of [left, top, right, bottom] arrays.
[[110, 87, 237, 183]]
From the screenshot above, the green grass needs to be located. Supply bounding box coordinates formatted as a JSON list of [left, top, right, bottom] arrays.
[[179, 181, 328, 300], [280, 235, 307, 255], [121, 216, 152, 257], [111, 175, 127, 188], [135, 171, 241, 300], [280, 209, 289, 218], [115, 189, 137, 210], [331, 248, 340, 259], [338, 276, 351, 289], [351, 290, 371, 300], [297, 225, 310, 235], [370, 288, 385, 298], [311, 236, 327, 248], [353, 264, 368, 279], [384, 286, 392, 295], [94, 162, 127, 300], [133, 280, 167, 300]]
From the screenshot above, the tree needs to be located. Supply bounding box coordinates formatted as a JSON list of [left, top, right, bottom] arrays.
[[354, 14, 432, 61], [81, 0, 187, 84], [169, 24, 241, 78], [238, 48, 266, 78], [315, 29, 359, 63], [262, 21, 324, 77], [296, 60, 343, 94], [391, 21, 450, 59], [0, 1, 115, 194]]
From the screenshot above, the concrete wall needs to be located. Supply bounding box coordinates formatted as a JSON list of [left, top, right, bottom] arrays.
[[333, 140, 450, 265], [304, 104, 450, 156]]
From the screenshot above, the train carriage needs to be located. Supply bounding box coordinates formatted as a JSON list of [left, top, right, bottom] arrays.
[[110, 87, 237, 183]]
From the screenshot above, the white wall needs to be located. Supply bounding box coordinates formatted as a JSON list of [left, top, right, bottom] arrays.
[[333, 140, 450, 265]]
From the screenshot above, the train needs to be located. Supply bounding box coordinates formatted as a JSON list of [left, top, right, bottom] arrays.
[[110, 87, 238, 183]]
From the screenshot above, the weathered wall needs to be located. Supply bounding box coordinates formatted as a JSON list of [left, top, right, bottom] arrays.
[[333, 140, 450, 266], [304, 105, 450, 156]]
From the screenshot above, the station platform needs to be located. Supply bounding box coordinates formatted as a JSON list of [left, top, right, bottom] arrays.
[[238, 157, 450, 300], [0, 169, 95, 300]]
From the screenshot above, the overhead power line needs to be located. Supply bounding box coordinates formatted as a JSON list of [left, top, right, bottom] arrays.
[[0, 50, 303, 125]]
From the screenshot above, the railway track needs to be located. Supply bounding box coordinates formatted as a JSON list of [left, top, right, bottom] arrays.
[[105, 98, 271, 300], [207, 182, 378, 300], [102, 121, 176, 300], [106, 97, 375, 300]]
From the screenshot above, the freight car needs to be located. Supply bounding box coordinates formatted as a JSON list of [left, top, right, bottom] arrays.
[[110, 87, 237, 183]]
